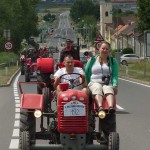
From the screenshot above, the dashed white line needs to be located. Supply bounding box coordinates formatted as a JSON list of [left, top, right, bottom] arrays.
[[15, 100, 20, 103], [15, 103, 20, 108], [9, 73, 20, 149], [12, 129, 19, 137], [15, 113, 20, 119], [14, 97, 20, 100], [116, 104, 125, 110], [9, 139, 19, 149], [14, 120, 20, 127], [14, 93, 19, 97], [15, 108, 20, 113]]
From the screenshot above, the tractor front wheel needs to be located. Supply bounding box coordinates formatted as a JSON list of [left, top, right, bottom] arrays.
[[108, 132, 119, 150]]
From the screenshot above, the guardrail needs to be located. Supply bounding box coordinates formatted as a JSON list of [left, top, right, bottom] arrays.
[[0, 63, 7, 67]]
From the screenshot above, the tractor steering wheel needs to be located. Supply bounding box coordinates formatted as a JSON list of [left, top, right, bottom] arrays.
[[60, 73, 85, 89]]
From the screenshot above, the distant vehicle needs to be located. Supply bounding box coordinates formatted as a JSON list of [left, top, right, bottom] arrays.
[[47, 32, 53, 35], [80, 56, 87, 65], [61, 36, 66, 39], [54, 34, 61, 38], [120, 54, 140, 65]]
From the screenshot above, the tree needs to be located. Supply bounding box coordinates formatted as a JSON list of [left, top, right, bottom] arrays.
[[0, 0, 40, 52], [70, 0, 99, 22], [137, 0, 150, 32]]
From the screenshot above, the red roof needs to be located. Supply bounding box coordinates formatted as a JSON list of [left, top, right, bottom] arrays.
[[112, 0, 136, 2]]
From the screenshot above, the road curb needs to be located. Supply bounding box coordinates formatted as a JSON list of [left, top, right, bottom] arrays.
[[0, 68, 20, 87]]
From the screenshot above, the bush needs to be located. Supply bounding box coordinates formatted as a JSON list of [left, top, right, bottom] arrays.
[[0, 52, 19, 63], [122, 48, 133, 54], [0, 37, 6, 52], [111, 49, 121, 57]]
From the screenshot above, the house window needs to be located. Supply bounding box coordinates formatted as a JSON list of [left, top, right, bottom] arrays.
[[105, 11, 108, 17]]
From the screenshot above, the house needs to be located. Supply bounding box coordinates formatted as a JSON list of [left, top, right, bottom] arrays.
[[105, 14, 144, 57]]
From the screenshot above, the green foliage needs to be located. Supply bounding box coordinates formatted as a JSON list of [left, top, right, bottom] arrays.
[[43, 13, 56, 22], [70, 0, 99, 22], [0, 0, 40, 52], [0, 37, 6, 52], [122, 48, 133, 54], [137, 0, 150, 32], [0, 52, 19, 63], [111, 49, 118, 57]]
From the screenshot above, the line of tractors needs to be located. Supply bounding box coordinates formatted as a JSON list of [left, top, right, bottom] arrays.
[[19, 49, 119, 150]]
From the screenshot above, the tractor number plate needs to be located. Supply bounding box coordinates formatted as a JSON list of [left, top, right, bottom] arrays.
[[64, 100, 86, 117]]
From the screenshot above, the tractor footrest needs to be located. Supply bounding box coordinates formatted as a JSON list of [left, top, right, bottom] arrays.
[[35, 131, 51, 140]]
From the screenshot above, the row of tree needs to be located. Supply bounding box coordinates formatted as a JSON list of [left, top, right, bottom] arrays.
[[70, 0, 100, 44], [0, 0, 40, 53]]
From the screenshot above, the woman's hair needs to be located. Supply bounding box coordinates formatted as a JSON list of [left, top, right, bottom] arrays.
[[100, 41, 111, 50]]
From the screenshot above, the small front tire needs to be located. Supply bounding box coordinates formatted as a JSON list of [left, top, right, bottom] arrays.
[[108, 132, 119, 150]]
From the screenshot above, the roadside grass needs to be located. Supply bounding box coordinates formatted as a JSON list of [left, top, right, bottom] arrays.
[[119, 60, 150, 82], [0, 65, 19, 85], [0, 52, 19, 85]]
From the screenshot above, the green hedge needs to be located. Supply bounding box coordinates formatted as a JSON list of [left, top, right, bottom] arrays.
[[0, 52, 19, 63]]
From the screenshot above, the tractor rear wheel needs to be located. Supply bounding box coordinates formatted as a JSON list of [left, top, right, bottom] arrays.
[[19, 131, 30, 150], [21, 64, 25, 75], [20, 109, 36, 144], [24, 66, 30, 82]]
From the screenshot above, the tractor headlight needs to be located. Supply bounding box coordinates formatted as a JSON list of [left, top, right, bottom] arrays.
[[34, 110, 42, 118], [98, 110, 106, 119]]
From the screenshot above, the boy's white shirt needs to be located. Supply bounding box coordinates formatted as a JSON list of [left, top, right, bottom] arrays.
[[54, 67, 85, 90]]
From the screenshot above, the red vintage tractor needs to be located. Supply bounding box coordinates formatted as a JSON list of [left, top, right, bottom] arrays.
[[19, 58, 119, 150]]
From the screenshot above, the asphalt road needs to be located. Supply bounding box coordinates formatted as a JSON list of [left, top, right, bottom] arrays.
[[1, 11, 150, 150], [0, 72, 150, 150]]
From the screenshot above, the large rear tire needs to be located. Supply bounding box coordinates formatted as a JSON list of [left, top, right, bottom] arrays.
[[21, 64, 25, 75], [20, 109, 36, 144], [99, 113, 116, 139], [25, 73, 30, 82], [44, 88, 51, 112], [19, 131, 30, 150], [24, 66, 30, 82], [108, 132, 119, 150]]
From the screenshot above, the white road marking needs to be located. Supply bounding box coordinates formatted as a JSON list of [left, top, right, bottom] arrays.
[[14, 93, 19, 97], [12, 129, 19, 137], [15, 100, 20, 103], [9, 139, 19, 149], [119, 78, 150, 87], [15, 97, 20, 100], [16, 103, 20, 108], [116, 104, 125, 110], [15, 113, 20, 119], [15, 108, 20, 113], [14, 120, 20, 127], [9, 73, 20, 149]]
